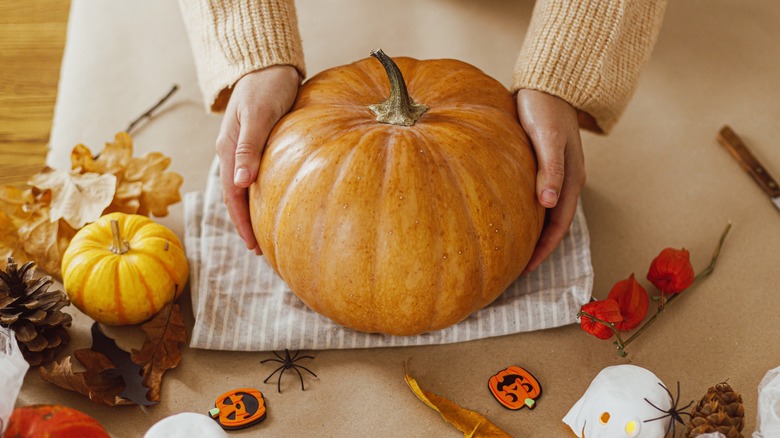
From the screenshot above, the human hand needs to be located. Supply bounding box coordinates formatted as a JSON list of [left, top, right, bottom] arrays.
[[216, 65, 300, 253], [516, 89, 586, 273]]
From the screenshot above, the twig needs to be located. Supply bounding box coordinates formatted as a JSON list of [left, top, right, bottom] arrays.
[[579, 222, 732, 357], [126, 84, 179, 134], [613, 222, 732, 356]]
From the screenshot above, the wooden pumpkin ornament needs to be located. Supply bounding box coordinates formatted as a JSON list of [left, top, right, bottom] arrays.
[[488, 365, 542, 410], [61, 213, 188, 325], [250, 50, 544, 335], [3, 405, 110, 438]]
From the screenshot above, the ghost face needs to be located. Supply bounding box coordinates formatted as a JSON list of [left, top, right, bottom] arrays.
[[562, 365, 671, 438]]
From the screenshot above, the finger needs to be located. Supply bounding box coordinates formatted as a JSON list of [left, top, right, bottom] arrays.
[[528, 130, 566, 209], [523, 139, 585, 274], [522, 184, 579, 274], [233, 109, 275, 188], [217, 154, 260, 251]]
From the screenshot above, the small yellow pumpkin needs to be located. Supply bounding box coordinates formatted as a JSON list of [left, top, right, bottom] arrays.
[[61, 212, 188, 325]]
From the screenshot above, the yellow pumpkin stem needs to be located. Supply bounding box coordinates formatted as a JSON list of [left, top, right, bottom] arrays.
[[369, 49, 428, 126], [109, 219, 130, 255]]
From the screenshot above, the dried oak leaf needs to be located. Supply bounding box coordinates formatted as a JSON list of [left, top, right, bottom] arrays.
[[71, 132, 133, 175], [105, 179, 143, 215], [125, 152, 182, 217], [39, 354, 134, 406], [0, 212, 29, 269], [131, 302, 186, 402], [16, 206, 61, 276], [0, 186, 38, 270], [28, 167, 116, 229], [71, 133, 182, 217], [0, 185, 33, 219]]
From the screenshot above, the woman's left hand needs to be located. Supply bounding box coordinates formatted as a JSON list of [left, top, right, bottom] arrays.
[[516, 89, 586, 273]]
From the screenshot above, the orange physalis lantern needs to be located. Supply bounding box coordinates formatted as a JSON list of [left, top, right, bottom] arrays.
[[488, 365, 542, 410]]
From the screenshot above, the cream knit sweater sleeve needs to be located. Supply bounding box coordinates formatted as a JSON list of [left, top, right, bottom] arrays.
[[180, 1, 666, 133], [178, 0, 305, 112], [513, 0, 667, 133]]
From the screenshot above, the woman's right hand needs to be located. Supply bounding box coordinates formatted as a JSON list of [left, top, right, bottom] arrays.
[[216, 65, 300, 254]]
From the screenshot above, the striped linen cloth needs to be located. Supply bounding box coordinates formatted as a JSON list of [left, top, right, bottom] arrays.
[[184, 158, 593, 351]]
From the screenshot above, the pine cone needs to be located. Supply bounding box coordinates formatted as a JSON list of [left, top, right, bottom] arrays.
[[686, 382, 745, 438], [0, 258, 72, 366]]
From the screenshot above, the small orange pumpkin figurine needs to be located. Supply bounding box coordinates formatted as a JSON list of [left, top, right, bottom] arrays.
[[209, 388, 267, 430], [488, 365, 542, 410], [3, 405, 110, 438]]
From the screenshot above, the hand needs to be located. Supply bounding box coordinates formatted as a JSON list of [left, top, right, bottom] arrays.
[[516, 89, 586, 273], [216, 65, 300, 253]]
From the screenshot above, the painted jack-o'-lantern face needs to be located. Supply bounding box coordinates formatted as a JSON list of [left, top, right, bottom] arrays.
[[210, 388, 267, 430], [488, 365, 542, 410]]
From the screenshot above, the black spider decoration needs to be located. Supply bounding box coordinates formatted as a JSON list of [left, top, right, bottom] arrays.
[[643, 381, 693, 437], [261, 349, 317, 393]]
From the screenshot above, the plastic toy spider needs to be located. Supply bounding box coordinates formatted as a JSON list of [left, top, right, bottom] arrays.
[[261, 349, 317, 393], [644, 381, 693, 437]]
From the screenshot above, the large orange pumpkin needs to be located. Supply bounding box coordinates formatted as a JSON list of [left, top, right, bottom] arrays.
[[250, 50, 544, 335]]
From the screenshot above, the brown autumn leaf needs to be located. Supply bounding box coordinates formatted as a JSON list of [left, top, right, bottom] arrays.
[[0, 185, 33, 219], [0, 212, 28, 269], [0, 187, 36, 270], [39, 304, 186, 406], [28, 167, 116, 229], [16, 206, 60, 276], [39, 354, 134, 406], [71, 133, 182, 218], [71, 132, 133, 175], [131, 302, 186, 402], [125, 152, 183, 217], [106, 179, 143, 214]]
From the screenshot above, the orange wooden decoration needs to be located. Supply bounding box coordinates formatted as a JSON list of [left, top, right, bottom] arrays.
[[250, 49, 544, 336], [210, 388, 267, 430], [488, 365, 542, 410]]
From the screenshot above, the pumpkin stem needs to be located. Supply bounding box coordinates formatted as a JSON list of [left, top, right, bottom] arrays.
[[109, 219, 130, 255], [369, 49, 428, 126]]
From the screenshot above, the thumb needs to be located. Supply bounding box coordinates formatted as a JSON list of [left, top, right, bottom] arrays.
[[531, 136, 565, 208], [233, 112, 274, 188]]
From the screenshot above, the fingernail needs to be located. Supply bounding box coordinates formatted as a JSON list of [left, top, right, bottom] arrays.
[[234, 167, 250, 184], [541, 189, 558, 206]]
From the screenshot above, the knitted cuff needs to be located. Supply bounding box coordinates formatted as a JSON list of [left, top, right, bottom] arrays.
[[180, 0, 306, 113], [512, 0, 666, 134]]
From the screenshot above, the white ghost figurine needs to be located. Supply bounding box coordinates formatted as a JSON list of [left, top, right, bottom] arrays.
[[563, 365, 672, 438]]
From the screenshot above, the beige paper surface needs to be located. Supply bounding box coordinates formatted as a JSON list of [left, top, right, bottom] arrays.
[[24, 0, 780, 436]]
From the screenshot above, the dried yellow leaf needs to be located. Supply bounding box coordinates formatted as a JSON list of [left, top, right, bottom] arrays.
[[404, 368, 512, 438], [0, 185, 33, 219], [28, 167, 117, 229], [71, 132, 133, 175], [16, 206, 61, 276], [0, 212, 29, 269], [106, 179, 143, 214], [126, 152, 182, 217]]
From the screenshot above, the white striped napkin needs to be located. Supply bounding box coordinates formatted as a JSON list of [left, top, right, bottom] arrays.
[[184, 158, 593, 351]]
